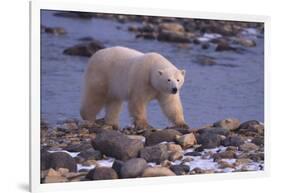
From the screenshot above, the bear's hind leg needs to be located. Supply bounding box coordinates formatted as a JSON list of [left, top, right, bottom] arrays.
[[104, 100, 122, 129]]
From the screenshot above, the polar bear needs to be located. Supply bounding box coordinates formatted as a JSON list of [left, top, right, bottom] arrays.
[[80, 46, 188, 129]]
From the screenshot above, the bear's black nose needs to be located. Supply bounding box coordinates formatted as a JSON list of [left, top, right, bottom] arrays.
[[172, 87, 177, 94]]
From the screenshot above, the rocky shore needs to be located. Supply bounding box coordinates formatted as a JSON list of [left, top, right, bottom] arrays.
[[41, 118, 264, 183]]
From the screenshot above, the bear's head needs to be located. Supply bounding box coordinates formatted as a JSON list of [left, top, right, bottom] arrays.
[[151, 67, 186, 94]]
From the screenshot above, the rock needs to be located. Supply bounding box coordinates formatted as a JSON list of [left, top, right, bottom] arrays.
[[112, 160, 124, 177], [54, 11, 95, 19], [215, 40, 236, 51], [43, 26, 66, 35], [138, 23, 156, 33], [184, 151, 201, 156], [238, 120, 264, 136], [248, 153, 264, 161], [213, 150, 237, 160], [78, 36, 95, 42], [176, 133, 197, 149], [238, 120, 260, 130], [198, 127, 230, 137], [48, 152, 77, 172], [252, 136, 264, 146], [44, 176, 68, 183], [166, 144, 183, 161], [222, 136, 244, 147], [46, 168, 61, 177], [41, 149, 51, 171], [64, 143, 92, 152], [63, 41, 105, 57], [218, 160, 235, 169], [195, 55, 216, 66], [86, 167, 118, 180], [92, 130, 144, 161], [127, 135, 146, 143], [142, 167, 176, 177], [166, 143, 183, 152], [140, 144, 169, 164], [120, 158, 147, 178], [201, 43, 210, 49], [213, 118, 240, 130], [237, 38, 256, 47], [145, 129, 182, 146], [128, 25, 139, 32], [170, 165, 190, 175], [169, 151, 183, 161], [158, 30, 190, 43], [78, 149, 102, 160], [136, 32, 158, 40], [239, 143, 259, 152], [196, 132, 222, 149], [158, 23, 185, 33]]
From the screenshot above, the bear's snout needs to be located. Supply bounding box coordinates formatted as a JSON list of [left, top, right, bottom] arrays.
[[172, 87, 178, 94]]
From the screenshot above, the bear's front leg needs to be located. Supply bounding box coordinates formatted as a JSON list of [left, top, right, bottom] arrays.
[[158, 94, 189, 129], [128, 98, 152, 129]]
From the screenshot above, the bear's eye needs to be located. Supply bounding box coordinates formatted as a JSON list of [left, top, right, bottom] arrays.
[[177, 79, 180, 82], [168, 79, 171, 82]]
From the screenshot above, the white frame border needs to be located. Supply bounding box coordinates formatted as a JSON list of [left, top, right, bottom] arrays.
[[30, 0, 270, 192]]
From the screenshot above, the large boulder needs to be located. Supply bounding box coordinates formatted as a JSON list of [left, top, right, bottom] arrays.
[[120, 158, 147, 178], [140, 144, 169, 164], [48, 152, 77, 172], [145, 129, 182, 146], [196, 132, 222, 149], [86, 167, 118, 180], [213, 118, 240, 130], [92, 130, 144, 161]]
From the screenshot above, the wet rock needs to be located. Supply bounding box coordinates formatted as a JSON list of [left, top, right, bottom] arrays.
[[239, 143, 259, 152], [184, 151, 201, 156], [142, 167, 176, 177], [78, 149, 102, 160], [43, 26, 66, 35], [213, 118, 240, 130], [63, 41, 105, 57], [136, 32, 158, 40], [48, 152, 77, 172], [64, 143, 92, 152], [198, 127, 230, 137], [239, 120, 260, 130], [176, 133, 197, 149], [128, 25, 139, 32], [238, 120, 264, 136], [196, 132, 222, 149], [158, 23, 185, 33], [170, 165, 190, 175], [201, 43, 210, 49], [213, 150, 237, 160], [138, 23, 156, 33], [78, 36, 95, 42], [120, 158, 147, 178], [218, 160, 235, 169], [140, 144, 169, 164], [251, 136, 264, 146], [237, 38, 256, 47], [158, 31, 191, 43], [112, 160, 124, 176], [86, 167, 118, 180], [222, 136, 244, 147], [145, 129, 182, 146], [54, 11, 95, 19], [92, 130, 144, 161], [215, 40, 236, 51]]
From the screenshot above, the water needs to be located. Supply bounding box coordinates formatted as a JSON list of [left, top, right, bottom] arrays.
[[41, 10, 264, 128]]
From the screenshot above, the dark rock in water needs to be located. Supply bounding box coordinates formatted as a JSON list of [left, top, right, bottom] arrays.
[[63, 41, 105, 57], [138, 23, 156, 33], [92, 130, 144, 161], [195, 55, 216, 66], [42, 26, 66, 35], [48, 152, 77, 172], [140, 144, 169, 164], [215, 40, 237, 51], [184, 151, 201, 156], [170, 165, 190, 175], [213, 150, 237, 160], [198, 127, 230, 137], [64, 143, 92, 152], [86, 167, 118, 180], [120, 158, 147, 178], [145, 129, 182, 146], [213, 118, 240, 130], [112, 160, 124, 177], [78, 36, 95, 42], [201, 43, 210, 49], [222, 136, 244, 147], [54, 11, 96, 19], [252, 136, 264, 146], [41, 149, 51, 171], [158, 30, 191, 43], [196, 132, 222, 149], [158, 23, 185, 33], [136, 32, 158, 40], [78, 149, 102, 160], [237, 37, 256, 47]]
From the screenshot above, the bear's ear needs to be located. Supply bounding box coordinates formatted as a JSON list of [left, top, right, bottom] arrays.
[[158, 70, 163, 76], [180, 69, 186, 76]]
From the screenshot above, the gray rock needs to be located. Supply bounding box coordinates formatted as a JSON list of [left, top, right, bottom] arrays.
[[252, 136, 264, 146], [120, 158, 147, 178], [196, 132, 222, 149], [112, 160, 124, 177], [213, 150, 237, 160], [170, 165, 190, 175], [92, 130, 144, 161], [239, 143, 259, 152], [198, 127, 230, 137], [140, 144, 169, 164], [63, 41, 105, 57], [213, 118, 240, 130], [238, 120, 260, 130], [222, 136, 244, 147], [48, 152, 77, 172], [145, 129, 182, 146], [78, 149, 102, 160], [86, 167, 118, 180]]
